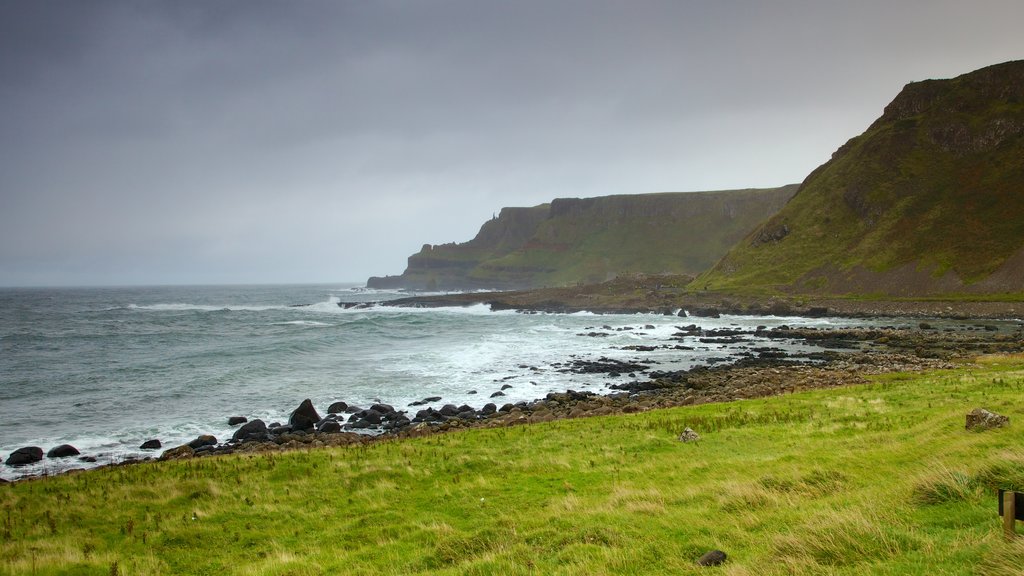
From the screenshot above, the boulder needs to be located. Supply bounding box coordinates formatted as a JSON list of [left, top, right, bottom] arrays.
[[46, 444, 80, 458], [327, 401, 349, 414], [696, 550, 727, 566], [140, 439, 162, 450], [232, 419, 269, 442], [439, 404, 460, 417], [966, 408, 1009, 431], [187, 435, 217, 449], [318, 420, 342, 434], [678, 427, 701, 443], [159, 445, 195, 461], [490, 391, 506, 398], [227, 416, 248, 426], [481, 403, 497, 415], [370, 403, 395, 414], [5, 446, 43, 466], [289, 399, 322, 430]]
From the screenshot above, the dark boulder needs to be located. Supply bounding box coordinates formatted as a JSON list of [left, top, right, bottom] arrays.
[[5, 446, 43, 466], [370, 403, 395, 414], [140, 439, 162, 450], [318, 420, 342, 434], [481, 403, 497, 415], [187, 435, 217, 449], [327, 401, 349, 414], [439, 404, 460, 417], [490, 391, 506, 398], [47, 444, 80, 458], [227, 416, 248, 426], [456, 410, 477, 420], [697, 550, 727, 566], [232, 419, 269, 442], [289, 399, 322, 430]]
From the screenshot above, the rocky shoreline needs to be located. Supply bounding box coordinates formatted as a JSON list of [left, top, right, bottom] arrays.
[[6, 317, 1020, 480], [378, 275, 1024, 319]]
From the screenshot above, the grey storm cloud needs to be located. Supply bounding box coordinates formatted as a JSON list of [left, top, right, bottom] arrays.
[[2, 0, 1024, 286]]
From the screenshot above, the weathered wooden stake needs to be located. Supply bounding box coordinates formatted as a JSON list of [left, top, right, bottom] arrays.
[[1004, 490, 1017, 541]]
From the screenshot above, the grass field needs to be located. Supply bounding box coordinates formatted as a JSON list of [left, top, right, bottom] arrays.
[[2, 356, 1024, 575]]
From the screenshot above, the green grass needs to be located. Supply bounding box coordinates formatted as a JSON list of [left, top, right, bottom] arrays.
[[3, 356, 1024, 574]]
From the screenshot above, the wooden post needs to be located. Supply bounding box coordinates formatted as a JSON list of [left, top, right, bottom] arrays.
[[1004, 491, 1017, 541]]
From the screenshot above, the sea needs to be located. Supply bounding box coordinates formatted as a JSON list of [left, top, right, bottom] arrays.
[[0, 283, 891, 481]]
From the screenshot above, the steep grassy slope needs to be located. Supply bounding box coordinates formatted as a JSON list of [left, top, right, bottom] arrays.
[[369, 186, 796, 290], [696, 60, 1024, 297], [2, 356, 1024, 574]]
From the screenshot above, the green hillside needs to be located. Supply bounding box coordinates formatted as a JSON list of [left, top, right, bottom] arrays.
[[696, 60, 1024, 297], [369, 186, 796, 290]]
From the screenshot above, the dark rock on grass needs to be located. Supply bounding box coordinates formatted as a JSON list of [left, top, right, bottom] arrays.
[[327, 401, 349, 414], [289, 398, 322, 430], [160, 445, 195, 460], [5, 446, 43, 466], [188, 435, 217, 449], [228, 416, 248, 426], [47, 444, 80, 458], [140, 439, 162, 450], [966, 408, 1009, 431], [697, 550, 727, 566], [232, 419, 269, 442]]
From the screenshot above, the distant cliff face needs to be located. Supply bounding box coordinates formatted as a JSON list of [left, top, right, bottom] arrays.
[[696, 60, 1024, 297], [368, 186, 797, 290]]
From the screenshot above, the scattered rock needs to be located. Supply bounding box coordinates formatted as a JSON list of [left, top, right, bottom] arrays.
[[490, 391, 506, 398], [289, 398, 322, 430], [227, 416, 248, 426], [188, 435, 218, 449], [966, 408, 1009, 431], [46, 444, 80, 458], [159, 445, 195, 461], [678, 428, 701, 443], [140, 439, 162, 450], [318, 420, 342, 433], [232, 419, 269, 442], [697, 549, 727, 566], [327, 401, 349, 414], [5, 447, 43, 466]]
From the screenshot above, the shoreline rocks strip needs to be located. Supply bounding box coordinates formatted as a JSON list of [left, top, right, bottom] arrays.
[[4, 323, 1022, 479]]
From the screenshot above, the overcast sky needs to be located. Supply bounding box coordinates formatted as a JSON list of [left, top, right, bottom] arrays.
[[1, 1, 1022, 286]]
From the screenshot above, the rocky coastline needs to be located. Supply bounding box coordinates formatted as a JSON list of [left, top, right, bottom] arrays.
[[5, 315, 1020, 480]]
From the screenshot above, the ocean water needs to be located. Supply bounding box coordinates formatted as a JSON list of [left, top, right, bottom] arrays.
[[0, 283, 876, 480]]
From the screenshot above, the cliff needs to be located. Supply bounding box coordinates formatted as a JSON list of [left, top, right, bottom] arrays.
[[368, 186, 797, 290], [696, 60, 1024, 297]]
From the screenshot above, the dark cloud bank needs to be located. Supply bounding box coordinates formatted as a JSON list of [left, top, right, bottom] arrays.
[[1, 0, 1022, 286]]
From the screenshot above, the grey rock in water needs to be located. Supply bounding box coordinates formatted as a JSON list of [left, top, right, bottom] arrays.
[[228, 416, 248, 426], [47, 444, 80, 458], [140, 439, 162, 450], [327, 401, 349, 414], [966, 408, 1009, 431], [678, 427, 701, 443], [696, 550, 727, 566], [5, 446, 43, 466]]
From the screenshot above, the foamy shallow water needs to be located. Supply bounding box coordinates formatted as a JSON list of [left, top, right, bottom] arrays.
[[0, 283, 896, 480]]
